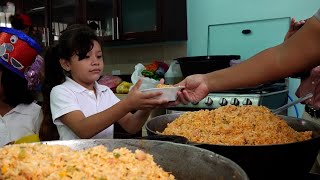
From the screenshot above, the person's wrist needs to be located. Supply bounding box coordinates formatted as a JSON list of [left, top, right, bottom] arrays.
[[139, 109, 151, 115], [203, 73, 212, 92], [121, 98, 136, 112]]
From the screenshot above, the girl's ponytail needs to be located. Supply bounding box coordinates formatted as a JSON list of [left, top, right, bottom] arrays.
[[39, 44, 65, 141]]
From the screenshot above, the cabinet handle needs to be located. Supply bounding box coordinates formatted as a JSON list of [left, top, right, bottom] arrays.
[[46, 28, 50, 46], [111, 18, 115, 40], [116, 17, 119, 39]]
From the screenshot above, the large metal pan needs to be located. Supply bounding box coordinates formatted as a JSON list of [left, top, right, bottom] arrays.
[[44, 139, 248, 180], [146, 113, 320, 180]]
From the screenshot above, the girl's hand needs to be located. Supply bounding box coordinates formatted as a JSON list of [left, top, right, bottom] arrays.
[[125, 79, 169, 111]]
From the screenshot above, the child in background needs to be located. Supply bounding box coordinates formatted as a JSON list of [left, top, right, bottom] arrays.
[[39, 24, 168, 141], [0, 27, 43, 146], [9, 13, 33, 35], [9, 13, 43, 51]]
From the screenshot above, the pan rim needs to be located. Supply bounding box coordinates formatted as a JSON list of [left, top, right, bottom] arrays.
[[145, 113, 320, 147]]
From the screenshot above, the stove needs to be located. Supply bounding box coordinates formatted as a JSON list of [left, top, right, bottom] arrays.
[[167, 83, 289, 113]]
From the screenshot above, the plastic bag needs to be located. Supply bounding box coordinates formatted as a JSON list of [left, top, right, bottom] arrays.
[[131, 63, 160, 90], [15, 134, 40, 144], [98, 75, 122, 92], [164, 60, 183, 84], [230, 59, 242, 66]]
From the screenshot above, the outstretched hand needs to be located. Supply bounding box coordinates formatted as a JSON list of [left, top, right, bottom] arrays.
[[125, 79, 168, 111], [284, 17, 307, 41], [173, 74, 209, 105]]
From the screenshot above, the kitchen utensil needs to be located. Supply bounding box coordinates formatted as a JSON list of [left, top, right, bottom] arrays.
[[146, 113, 320, 180], [271, 92, 313, 114], [43, 139, 249, 180]]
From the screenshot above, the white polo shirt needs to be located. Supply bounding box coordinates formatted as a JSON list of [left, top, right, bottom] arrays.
[[0, 102, 42, 146], [50, 77, 120, 140]]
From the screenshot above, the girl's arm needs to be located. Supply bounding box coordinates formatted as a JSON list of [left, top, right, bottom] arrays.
[[58, 99, 135, 138], [116, 109, 152, 134], [58, 80, 167, 138]]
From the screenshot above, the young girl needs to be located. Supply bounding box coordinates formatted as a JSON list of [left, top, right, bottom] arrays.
[[39, 24, 168, 141], [0, 27, 43, 146]]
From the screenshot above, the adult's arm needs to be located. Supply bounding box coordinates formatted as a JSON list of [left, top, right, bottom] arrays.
[[205, 16, 320, 92]]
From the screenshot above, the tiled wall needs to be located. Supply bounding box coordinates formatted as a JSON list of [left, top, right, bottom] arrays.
[[102, 42, 187, 75]]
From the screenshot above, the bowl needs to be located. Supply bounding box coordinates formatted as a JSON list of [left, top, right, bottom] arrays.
[[141, 86, 184, 101]]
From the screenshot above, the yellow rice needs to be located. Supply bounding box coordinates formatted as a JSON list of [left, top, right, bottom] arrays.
[[0, 143, 174, 180], [156, 84, 173, 88], [162, 105, 312, 145]]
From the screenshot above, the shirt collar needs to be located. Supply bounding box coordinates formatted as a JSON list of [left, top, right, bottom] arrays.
[[64, 76, 108, 94], [9, 103, 39, 115]]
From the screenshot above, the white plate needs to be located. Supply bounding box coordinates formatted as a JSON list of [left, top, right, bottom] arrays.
[[141, 86, 185, 101]]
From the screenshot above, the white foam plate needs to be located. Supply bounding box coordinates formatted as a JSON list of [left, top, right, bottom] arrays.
[[141, 86, 185, 101]]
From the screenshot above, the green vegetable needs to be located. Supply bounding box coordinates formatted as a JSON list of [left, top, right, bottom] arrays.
[[152, 74, 161, 81], [141, 70, 154, 77], [113, 152, 121, 158]]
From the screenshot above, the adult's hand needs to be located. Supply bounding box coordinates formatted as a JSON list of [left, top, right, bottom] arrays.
[[175, 74, 210, 105], [284, 18, 307, 40]]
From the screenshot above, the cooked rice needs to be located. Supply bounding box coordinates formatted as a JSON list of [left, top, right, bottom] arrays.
[[0, 143, 175, 179], [162, 105, 312, 145], [156, 84, 173, 88]]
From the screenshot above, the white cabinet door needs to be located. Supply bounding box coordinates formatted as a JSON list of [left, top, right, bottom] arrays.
[[207, 17, 290, 60]]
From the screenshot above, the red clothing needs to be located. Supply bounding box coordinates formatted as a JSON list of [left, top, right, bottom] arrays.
[[296, 66, 320, 108]]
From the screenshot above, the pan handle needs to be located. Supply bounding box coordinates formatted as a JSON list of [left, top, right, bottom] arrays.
[[133, 135, 188, 144]]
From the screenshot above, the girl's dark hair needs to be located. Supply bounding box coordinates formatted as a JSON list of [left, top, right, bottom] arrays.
[[0, 65, 34, 107], [39, 24, 99, 141]]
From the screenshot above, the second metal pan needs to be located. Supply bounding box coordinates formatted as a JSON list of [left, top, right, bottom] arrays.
[[146, 113, 320, 180]]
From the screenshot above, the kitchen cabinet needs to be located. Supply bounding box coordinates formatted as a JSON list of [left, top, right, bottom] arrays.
[[83, 0, 187, 45], [50, 0, 78, 42], [13, 0, 187, 46], [207, 17, 290, 60], [16, 0, 89, 45], [7, 0, 48, 48], [85, 0, 115, 41]]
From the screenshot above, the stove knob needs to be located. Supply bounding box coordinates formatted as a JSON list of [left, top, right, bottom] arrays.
[[242, 98, 252, 105], [204, 97, 213, 106], [230, 98, 240, 106], [191, 101, 199, 105], [219, 98, 228, 106]]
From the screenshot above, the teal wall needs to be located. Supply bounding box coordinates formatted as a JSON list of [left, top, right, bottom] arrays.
[[187, 0, 320, 117]]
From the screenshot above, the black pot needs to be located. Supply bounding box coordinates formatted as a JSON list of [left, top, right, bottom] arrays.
[[44, 139, 249, 180], [175, 55, 240, 77], [146, 113, 320, 180]]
